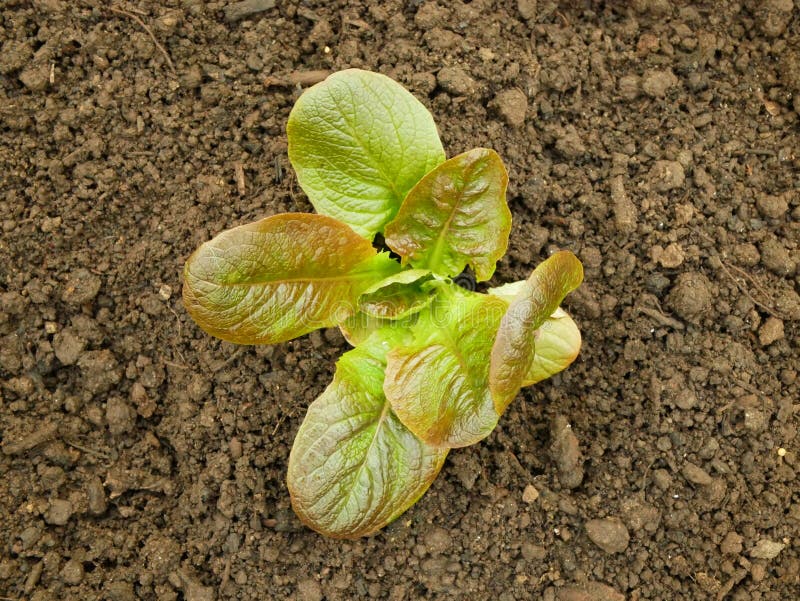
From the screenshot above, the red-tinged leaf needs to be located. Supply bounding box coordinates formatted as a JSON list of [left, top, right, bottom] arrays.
[[287, 331, 448, 538], [384, 288, 507, 448], [489, 251, 584, 413], [522, 308, 581, 386], [183, 213, 399, 345], [384, 148, 510, 281]]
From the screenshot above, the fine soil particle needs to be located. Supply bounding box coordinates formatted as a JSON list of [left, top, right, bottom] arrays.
[[1, 1, 798, 600]]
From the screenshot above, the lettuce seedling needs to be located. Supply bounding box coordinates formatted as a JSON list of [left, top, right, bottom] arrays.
[[182, 69, 584, 538]]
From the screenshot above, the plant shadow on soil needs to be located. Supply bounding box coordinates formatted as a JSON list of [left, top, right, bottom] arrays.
[[1, 1, 799, 600]]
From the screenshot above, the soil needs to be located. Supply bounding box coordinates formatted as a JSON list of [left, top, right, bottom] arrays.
[[1, 1, 799, 600]]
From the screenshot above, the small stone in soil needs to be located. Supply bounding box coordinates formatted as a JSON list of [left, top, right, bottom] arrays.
[[557, 581, 625, 601], [106, 396, 136, 436], [61, 268, 102, 305], [522, 484, 539, 503], [720, 531, 744, 555], [492, 88, 528, 127], [550, 415, 584, 489], [642, 68, 678, 98], [517, 0, 537, 20], [423, 526, 452, 555], [758, 317, 785, 346], [223, 0, 276, 23], [681, 461, 713, 486], [297, 578, 323, 601], [759, 238, 796, 276], [60, 558, 84, 585], [53, 329, 86, 365], [521, 542, 547, 561], [86, 476, 108, 516], [105, 581, 136, 601], [749, 539, 785, 560], [585, 517, 630, 554], [437, 66, 476, 96], [648, 160, 685, 192], [756, 193, 789, 219], [667, 272, 712, 322], [44, 499, 74, 526]]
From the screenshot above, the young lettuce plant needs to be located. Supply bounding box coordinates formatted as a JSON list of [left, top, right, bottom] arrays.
[[182, 69, 584, 538]]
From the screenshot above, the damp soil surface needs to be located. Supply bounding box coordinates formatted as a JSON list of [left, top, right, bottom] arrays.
[[1, 1, 799, 600]]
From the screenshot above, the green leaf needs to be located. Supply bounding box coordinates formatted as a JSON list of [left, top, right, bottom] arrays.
[[287, 331, 448, 538], [287, 69, 446, 239], [183, 213, 400, 345], [489, 283, 582, 384], [523, 308, 582, 386], [384, 287, 507, 448], [383, 148, 511, 281], [358, 269, 438, 320], [489, 251, 584, 413]]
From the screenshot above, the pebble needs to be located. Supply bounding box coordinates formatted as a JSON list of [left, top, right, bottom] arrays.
[[105, 581, 136, 601], [223, 0, 276, 23], [648, 160, 685, 192], [652, 243, 685, 268], [758, 317, 785, 346], [517, 0, 537, 20], [61, 268, 102, 305], [733, 243, 760, 267], [642, 69, 678, 98], [620, 498, 660, 532], [492, 88, 528, 127], [555, 127, 586, 159], [78, 350, 122, 394], [229, 437, 243, 460], [423, 526, 452, 555], [522, 484, 540, 504], [681, 461, 713, 486], [557, 581, 625, 601], [521, 542, 547, 561], [755, 0, 794, 37], [2, 422, 58, 456], [651, 468, 672, 491], [618, 74, 640, 100], [436, 66, 476, 96], [720, 531, 744, 555], [550, 415, 584, 489], [106, 396, 135, 436], [86, 476, 108, 515], [667, 272, 712, 322], [19, 63, 50, 92], [44, 499, 74, 526], [184, 579, 215, 601], [585, 517, 630, 554], [610, 176, 637, 233], [749, 539, 785, 560], [296, 577, 323, 601], [759, 238, 796, 276], [0, 40, 33, 74], [60, 558, 84, 585], [131, 382, 155, 418], [756, 194, 789, 219]]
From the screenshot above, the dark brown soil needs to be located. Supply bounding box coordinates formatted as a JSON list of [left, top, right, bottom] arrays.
[[1, 1, 799, 600]]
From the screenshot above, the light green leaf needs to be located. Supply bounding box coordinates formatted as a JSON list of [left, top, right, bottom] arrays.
[[523, 308, 582, 386], [358, 269, 438, 320], [384, 287, 507, 448], [183, 213, 400, 345], [287, 69, 446, 239], [490, 251, 584, 413], [383, 148, 510, 281], [489, 284, 582, 385], [287, 332, 448, 538]]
